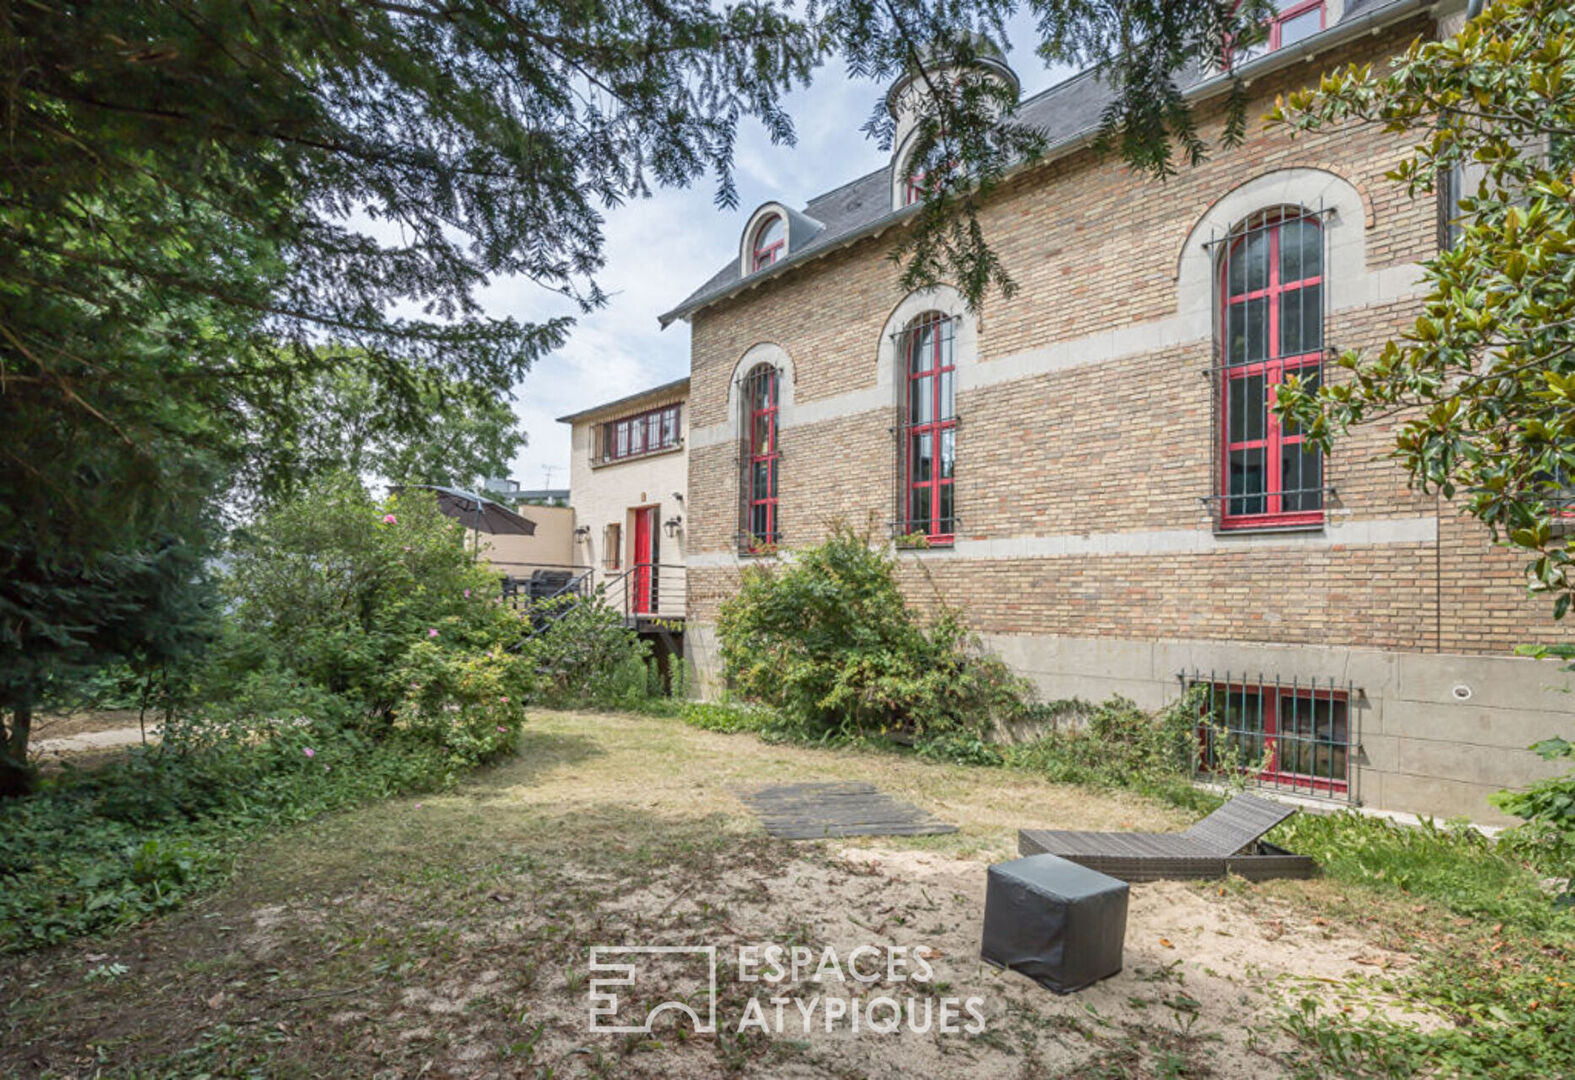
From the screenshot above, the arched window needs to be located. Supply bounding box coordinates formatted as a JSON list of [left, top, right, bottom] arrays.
[[900, 312, 957, 542], [750, 215, 785, 271], [741, 363, 780, 550], [1218, 208, 1324, 528]]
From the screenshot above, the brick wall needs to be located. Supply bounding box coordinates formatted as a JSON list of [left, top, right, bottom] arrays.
[[681, 14, 1575, 661]]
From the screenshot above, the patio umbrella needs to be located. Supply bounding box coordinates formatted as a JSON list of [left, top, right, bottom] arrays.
[[393, 485, 535, 556]]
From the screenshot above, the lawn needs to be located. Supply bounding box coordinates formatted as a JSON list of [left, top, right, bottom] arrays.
[[0, 709, 1477, 1078]]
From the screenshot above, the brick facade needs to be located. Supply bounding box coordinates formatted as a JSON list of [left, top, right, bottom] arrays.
[[670, 11, 1575, 821]]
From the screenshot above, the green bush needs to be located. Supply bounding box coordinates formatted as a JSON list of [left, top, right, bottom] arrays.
[[995, 693, 1212, 809], [716, 525, 1033, 738], [213, 476, 531, 749], [0, 719, 451, 951], [0, 478, 538, 952], [517, 593, 660, 709], [1490, 736, 1575, 887]]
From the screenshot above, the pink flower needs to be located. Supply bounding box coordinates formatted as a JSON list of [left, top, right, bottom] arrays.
[[496, 725, 507, 733], [414, 803, 423, 809], [500, 695, 508, 703], [428, 628, 439, 638], [463, 588, 471, 598], [303, 747, 315, 759], [383, 513, 398, 524]]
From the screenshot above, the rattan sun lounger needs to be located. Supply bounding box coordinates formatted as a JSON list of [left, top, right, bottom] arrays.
[[1018, 793, 1316, 882]]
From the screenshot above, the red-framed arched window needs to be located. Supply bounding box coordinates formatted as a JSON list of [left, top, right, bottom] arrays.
[[751, 215, 785, 271], [742, 363, 780, 550], [902, 312, 956, 542], [1219, 208, 1324, 528]]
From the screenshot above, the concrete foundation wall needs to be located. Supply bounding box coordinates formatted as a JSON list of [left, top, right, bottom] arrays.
[[685, 622, 1572, 824]]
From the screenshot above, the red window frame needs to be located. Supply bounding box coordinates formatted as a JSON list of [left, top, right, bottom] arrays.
[[751, 215, 785, 271], [744, 364, 779, 551], [903, 171, 926, 207], [1198, 681, 1349, 794], [1219, 211, 1324, 529], [600, 404, 682, 464], [903, 312, 956, 544], [1228, 0, 1325, 62]]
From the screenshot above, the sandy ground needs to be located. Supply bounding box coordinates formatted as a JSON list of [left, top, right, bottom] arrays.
[[0, 708, 1440, 1079]]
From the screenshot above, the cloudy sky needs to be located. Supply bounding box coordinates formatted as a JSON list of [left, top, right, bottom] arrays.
[[486, 16, 1075, 492]]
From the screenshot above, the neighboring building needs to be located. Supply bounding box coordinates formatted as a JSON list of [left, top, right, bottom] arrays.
[[474, 504, 576, 578], [660, 0, 1574, 821], [558, 378, 689, 627]]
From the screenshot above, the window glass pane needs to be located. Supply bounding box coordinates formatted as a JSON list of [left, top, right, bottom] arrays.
[[616, 423, 629, 457], [1281, 442, 1323, 512], [1229, 373, 1266, 444], [629, 419, 644, 454], [1227, 298, 1269, 364], [754, 216, 783, 252], [940, 429, 955, 480], [1280, 283, 1322, 358], [938, 483, 954, 535], [648, 413, 661, 448], [1279, 7, 1321, 47], [911, 433, 933, 483], [937, 318, 954, 367], [662, 408, 678, 446], [910, 375, 933, 425], [1214, 687, 1267, 768], [751, 502, 768, 541], [909, 486, 930, 532], [1229, 448, 1267, 516], [752, 411, 772, 454], [938, 370, 954, 421], [1228, 230, 1270, 295], [1279, 218, 1321, 283], [909, 323, 934, 375]]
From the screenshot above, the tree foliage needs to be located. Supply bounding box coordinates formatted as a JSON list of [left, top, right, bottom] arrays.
[[1271, 0, 1575, 616], [263, 360, 527, 495], [0, 0, 1294, 782]]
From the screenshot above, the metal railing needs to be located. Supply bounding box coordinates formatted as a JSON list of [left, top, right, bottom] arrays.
[[498, 561, 686, 626], [1181, 669, 1359, 803], [601, 562, 687, 623], [495, 562, 595, 610]]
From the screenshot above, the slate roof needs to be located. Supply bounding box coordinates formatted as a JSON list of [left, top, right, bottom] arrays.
[[659, 0, 1419, 327]]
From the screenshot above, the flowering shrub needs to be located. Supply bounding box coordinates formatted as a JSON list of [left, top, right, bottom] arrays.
[[391, 642, 527, 773], [213, 475, 532, 752]]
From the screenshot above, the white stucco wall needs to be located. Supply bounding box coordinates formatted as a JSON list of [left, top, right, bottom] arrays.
[[566, 388, 689, 618]]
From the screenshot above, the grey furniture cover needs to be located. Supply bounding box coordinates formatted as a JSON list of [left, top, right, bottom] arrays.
[[981, 853, 1129, 994]]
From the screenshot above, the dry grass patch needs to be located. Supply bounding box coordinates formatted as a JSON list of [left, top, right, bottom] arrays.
[[0, 709, 1436, 1079]]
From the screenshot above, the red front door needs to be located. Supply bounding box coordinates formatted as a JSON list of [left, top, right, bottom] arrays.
[[632, 507, 656, 614]]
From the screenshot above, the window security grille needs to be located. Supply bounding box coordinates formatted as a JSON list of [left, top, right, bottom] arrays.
[[1202, 204, 1333, 530], [737, 364, 781, 553], [1181, 669, 1359, 803], [892, 312, 958, 543]]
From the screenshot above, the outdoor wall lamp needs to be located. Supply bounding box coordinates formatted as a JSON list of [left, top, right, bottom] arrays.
[[573, 525, 591, 541], [664, 515, 683, 539]]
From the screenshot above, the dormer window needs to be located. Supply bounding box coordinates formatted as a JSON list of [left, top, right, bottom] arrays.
[[751, 215, 785, 271], [1234, 0, 1324, 62]]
